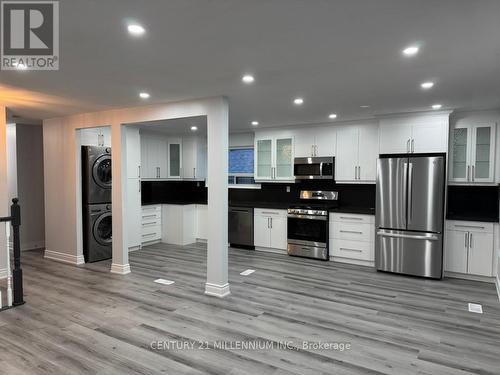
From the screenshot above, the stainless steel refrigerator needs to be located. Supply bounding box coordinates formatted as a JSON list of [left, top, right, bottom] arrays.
[[375, 155, 445, 278]]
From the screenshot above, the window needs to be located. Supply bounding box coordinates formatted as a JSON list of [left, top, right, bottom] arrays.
[[228, 148, 258, 187]]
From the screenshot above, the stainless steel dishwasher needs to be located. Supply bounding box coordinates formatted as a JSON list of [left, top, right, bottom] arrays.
[[228, 206, 254, 249]]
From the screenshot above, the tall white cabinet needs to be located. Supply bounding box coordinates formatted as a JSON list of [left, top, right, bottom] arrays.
[[335, 125, 378, 183], [449, 123, 496, 183], [182, 136, 207, 179]]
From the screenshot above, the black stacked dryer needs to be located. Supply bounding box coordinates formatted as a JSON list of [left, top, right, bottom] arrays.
[[82, 146, 112, 262]]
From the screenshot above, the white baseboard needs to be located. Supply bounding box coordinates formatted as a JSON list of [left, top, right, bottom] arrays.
[[495, 276, 500, 302], [205, 282, 230, 298], [44, 250, 85, 266], [330, 257, 375, 268], [0, 268, 7, 279], [444, 271, 495, 283], [128, 245, 141, 252], [110, 263, 131, 275]]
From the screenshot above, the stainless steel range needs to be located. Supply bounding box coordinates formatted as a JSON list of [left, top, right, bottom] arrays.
[[287, 190, 338, 260]]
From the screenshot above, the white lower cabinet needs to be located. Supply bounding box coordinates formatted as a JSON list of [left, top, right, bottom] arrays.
[[254, 208, 287, 250], [162, 204, 196, 245], [141, 205, 162, 244], [445, 221, 494, 277], [329, 213, 375, 264]]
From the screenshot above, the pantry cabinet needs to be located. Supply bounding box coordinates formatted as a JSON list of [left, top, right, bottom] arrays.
[[255, 136, 294, 181], [335, 125, 378, 183], [444, 221, 494, 277], [379, 114, 449, 154], [449, 123, 496, 183], [254, 208, 287, 250], [294, 127, 336, 157]]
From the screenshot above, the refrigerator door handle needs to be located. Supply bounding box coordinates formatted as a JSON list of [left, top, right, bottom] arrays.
[[377, 231, 439, 241], [403, 162, 408, 227], [408, 163, 413, 225]]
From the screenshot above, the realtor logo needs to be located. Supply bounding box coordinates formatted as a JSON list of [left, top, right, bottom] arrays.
[[1, 0, 59, 70]]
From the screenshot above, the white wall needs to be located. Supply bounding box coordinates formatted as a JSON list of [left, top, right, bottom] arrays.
[[15, 124, 45, 250], [229, 132, 254, 148]]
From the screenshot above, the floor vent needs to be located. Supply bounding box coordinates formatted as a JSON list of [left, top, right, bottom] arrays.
[[240, 269, 255, 276], [468, 303, 483, 314], [154, 278, 175, 285]]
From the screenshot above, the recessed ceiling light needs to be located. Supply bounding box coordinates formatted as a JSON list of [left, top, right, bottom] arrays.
[[328, 113, 337, 119], [242, 75, 255, 84], [360, 105, 370, 108], [293, 97, 304, 105], [251, 121, 259, 126], [127, 24, 146, 36], [190, 126, 198, 131], [432, 104, 442, 109], [402, 45, 419, 56], [139, 92, 150, 99], [421, 81, 434, 89]]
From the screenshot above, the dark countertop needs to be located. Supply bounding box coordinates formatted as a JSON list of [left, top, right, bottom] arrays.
[[446, 214, 499, 223], [329, 206, 375, 215], [143, 200, 207, 206]]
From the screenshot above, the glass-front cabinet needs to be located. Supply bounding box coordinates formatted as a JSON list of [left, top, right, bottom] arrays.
[[254, 135, 294, 181], [449, 123, 496, 183]]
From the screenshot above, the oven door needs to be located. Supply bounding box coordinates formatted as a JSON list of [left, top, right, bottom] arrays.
[[287, 214, 328, 247]]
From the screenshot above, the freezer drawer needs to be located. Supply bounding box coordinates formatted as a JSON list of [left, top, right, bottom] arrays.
[[376, 229, 443, 278]]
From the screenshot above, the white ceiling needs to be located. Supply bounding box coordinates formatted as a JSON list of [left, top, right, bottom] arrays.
[[132, 116, 207, 136], [1, 0, 500, 130]]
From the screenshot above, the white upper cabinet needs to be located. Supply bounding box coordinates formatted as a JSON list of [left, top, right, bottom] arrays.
[[449, 123, 496, 184], [167, 138, 182, 179], [182, 136, 207, 180], [255, 133, 294, 181], [379, 113, 449, 155], [140, 133, 167, 179], [336, 125, 378, 183], [294, 126, 336, 157]]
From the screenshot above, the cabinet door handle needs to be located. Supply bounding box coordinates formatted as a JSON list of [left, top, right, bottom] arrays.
[[270, 217, 273, 229], [464, 232, 468, 248], [340, 230, 363, 234], [340, 247, 362, 252], [358, 166, 361, 180], [467, 166, 470, 182], [407, 139, 410, 153], [340, 216, 363, 221], [138, 166, 141, 178], [411, 139, 414, 153], [139, 180, 141, 193], [267, 217, 270, 228], [193, 167, 196, 178], [471, 165, 475, 182], [469, 233, 472, 249]]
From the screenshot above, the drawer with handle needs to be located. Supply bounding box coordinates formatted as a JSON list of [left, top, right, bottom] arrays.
[[255, 208, 287, 218], [331, 222, 373, 242], [330, 213, 374, 224], [330, 239, 373, 261], [445, 220, 493, 233], [141, 224, 161, 242]]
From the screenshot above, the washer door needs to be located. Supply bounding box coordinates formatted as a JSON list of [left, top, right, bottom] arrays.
[[92, 154, 112, 189], [93, 212, 112, 246]]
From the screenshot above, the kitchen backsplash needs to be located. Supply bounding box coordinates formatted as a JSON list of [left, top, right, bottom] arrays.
[[447, 185, 499, 222], [142, 180, 375, 209]]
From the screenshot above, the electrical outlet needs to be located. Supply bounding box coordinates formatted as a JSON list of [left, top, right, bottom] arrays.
[[286, 186, 291, 193]]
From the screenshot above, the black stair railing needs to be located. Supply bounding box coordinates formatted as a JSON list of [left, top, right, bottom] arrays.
[[0, 198, 24, 308]]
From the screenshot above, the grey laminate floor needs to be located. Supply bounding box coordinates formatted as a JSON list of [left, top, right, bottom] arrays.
[[1, 243, 499, 375]]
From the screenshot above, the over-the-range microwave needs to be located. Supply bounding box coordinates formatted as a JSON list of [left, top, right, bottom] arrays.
[[294, 157, 334, 180]]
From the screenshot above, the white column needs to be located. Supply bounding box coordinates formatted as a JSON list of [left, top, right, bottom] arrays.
[[110, 122, 130, 274], [205, 98, 230, 297], [0, 107, 8, 279]]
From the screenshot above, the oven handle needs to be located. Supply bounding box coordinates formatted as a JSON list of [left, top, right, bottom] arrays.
[[319, 162, 323, 177], [287, 214, 327, 221]]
